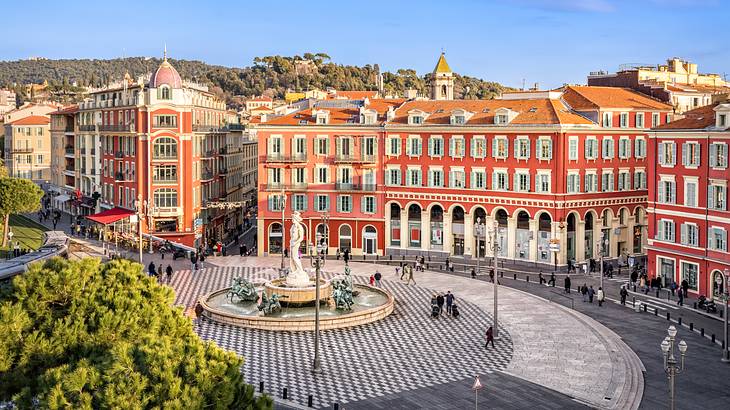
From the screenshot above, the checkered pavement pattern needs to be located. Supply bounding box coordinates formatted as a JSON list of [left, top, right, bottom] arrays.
[[170, 266, 513, 409]]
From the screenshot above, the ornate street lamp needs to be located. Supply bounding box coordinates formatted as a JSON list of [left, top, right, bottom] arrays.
[[308, 213, 329, 374], [474, 217, 485, 275], [661, 325, 687, 410], [489, 219, 500, 339], [722, 268, 730, 362]]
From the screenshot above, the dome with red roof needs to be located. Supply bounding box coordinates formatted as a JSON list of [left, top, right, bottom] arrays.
[[150, 57, 182, 89]]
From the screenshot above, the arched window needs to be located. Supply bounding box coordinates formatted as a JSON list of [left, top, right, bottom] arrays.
[[441, 84, 447, 97], [269, 223, 283, 254], [390, 203, 401, 247], [158, 85, 171, 100], [153, 137, 178, 159], [153, 188, 177, 207], [339, 224, 352, 252]]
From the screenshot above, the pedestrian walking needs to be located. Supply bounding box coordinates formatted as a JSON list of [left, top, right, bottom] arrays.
[[369, 275, 375, 286], [199, 252, 206, 271], [539, 272, 545, 285], [407, 265, 416, 285], [344, 248, 350, 265], [148, 261, 157, 277], [485, 326, 495, 348], [374, 270, 382, 287], [597, 287, 605, 307], [166, 264, 173, 284], [157, 264, 163, 279], [588, 285, 595, 303], [415, 258, 421, 272], [681, 279, 689, 298], [446, 291, 455, 315], [190, 252, 198, 272], [677, 289, 684, 306], [436, 293, 445, 315], [549, 272, 556, 287], [581, 284, 588, 302], [471, 268, 476, 279], [564, 276, 571, 293], [620, 285, 628, 305], [239, 242, 245, 256], [489, 268, 494, 283]]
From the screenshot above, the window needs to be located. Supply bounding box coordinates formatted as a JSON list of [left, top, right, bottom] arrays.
[[315, 136, 329, 155], [681, 223, 698, 246], [619, 113, 628, 128], [680, 262, 699, 291], [658, 141, 676, 166], [493, 137, 508, 159], [658, 180, 676, 204], [493, 171, 508, 191], [337, 167, 352, 184], [536, 138, 552, 160], [152, 165, 177, 183], [154, 115, 177, 128], [652, 113, 660, 127], [495, 114, 509, 125], [471, 169, 486, 189], [684, 180, 697, 207], [682, 142, 700, 167], [471, 136, 487, 159], [710, 143, 728, 168], [316, 167, 328, 184], [515, 138, 530, 159], [407, 168, 422, 186], [602, 112, 612, 127], [601, 137, 614, 159], [153, 188, 177, 207], [406, 136, 422, 157], [636, 113, 645, 128], [601, 172, 614, 192], [362, 196, 376, 214], [585, 173, 598, 192], [336, 137, 352, 158], [158, 86, 171, 100], [452, 115, 465, 125], [292, 194, 307, 211], [387, 136, 401, 156], [666, 114, 672, 123], [152, 137, 178, 159], [536, 174, 550, 193], [719, 114, 727, 127], [568, 137, 579, 160], [618, 138, 631, 159], [567, 173, 580, 193], [293, 137, 307, 158], [634, 138, 646, 158], [449, 169, 465, 188], [337, 195, 352, 213], [634, 170, 646, 189], [514, 172, 530, 192], [428, 136, 444, 157], [315, 195, 330, 212], [362, 137, 376, 158], [449, 136, 465, 158], [657, 219, 675, 242], [709, 227, 728, 251], [387, 168, 401, 186], [268, 194, 285, 211], [429, 168, 443, 187], [585, 138, 598, 159], [410, 115, 423, 125], [617, 171, 630, 191], [708, 184, 727, 210], [293, 168, 306, 184]]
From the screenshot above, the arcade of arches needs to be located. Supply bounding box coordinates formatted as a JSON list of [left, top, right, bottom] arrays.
[[384, 202, 647, 265]]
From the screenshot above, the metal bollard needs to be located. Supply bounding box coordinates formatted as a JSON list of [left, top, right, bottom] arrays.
[[667, 292, 671, 300], [283, 388, 288, 400], [655, 308, 658, 316], [633, 284, 637, 292], [500, 271, 504, 278], [712, 334, 716, 343], [308, 395, 314, 407], [678, 317, 682, 326], [666, 312, 670, 320], [513, 273, 517, 280], [526, 275, 530, 282], [701, 328, 705, 337], [693, 302, 697, 309], [690, 322, 693, 331], [334, 404, 340, 410], [259, 382, 264, 393], [643, 304, 647, 313]]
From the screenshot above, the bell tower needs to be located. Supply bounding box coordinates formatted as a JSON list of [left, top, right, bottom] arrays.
[[430, 52, 454, 100]]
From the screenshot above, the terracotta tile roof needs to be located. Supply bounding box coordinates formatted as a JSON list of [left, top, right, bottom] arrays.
[[328, 90, 379, 100], [250, 96, 273, 101], [389, 99, 593, 126], [654, 103, 719, 130], [250, 106, 273, 112], [562, 86, 672, 110], [263, 99, 406, 126], [7, 115, 50, 126], [51, 105, 79, 115]]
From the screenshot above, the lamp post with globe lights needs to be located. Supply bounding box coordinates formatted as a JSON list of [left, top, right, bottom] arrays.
[[308, 213, 329, 374], [661, 325, 687, 410], [474, 217, 485, 275], [489, 219, 500, 339], [722, 268, 730, 362]]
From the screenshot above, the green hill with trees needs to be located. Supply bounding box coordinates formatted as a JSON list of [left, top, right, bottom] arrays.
[[0, 53, 512, 105]]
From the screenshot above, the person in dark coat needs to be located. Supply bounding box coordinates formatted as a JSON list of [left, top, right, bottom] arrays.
[[436, 293, 445, 315], [588, 285, 595, 303], [239, 242, 245, 256], [564, 276, 571, 293], [620, 285, 628, 305], [445, 291, 455, 315], [343, 248, 350, 265], [166, 264, 173, 283], [157, 264, 163, 278], [681, 279, 689, 298], [190, 253, 198, 272], [148, 261, 156, 277], [471, 268, 476, 279], [581, 284, 588, 302], [485, 326, 495, 348], [549, 272, 556, 287]]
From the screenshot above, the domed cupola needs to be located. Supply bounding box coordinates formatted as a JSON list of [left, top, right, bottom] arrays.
[[150, 47, 182, 89]]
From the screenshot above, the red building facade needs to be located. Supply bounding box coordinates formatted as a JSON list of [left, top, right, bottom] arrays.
[[647, 102, 730, 298]]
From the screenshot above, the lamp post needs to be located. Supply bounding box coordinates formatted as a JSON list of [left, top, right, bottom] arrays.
[[474, 217, 485, 275], [135, 194, 146, 264], [598, 231, 606, 291], [280, 189, 287, 270], [661, 325, 687, 410], [309, 213, 329, 374], [556, 220, 565, 274], [722, 268, 730, 363], [490, 219, 500, 339]]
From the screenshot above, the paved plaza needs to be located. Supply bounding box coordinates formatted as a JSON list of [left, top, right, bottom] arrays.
[[165, 256, 643, 409]]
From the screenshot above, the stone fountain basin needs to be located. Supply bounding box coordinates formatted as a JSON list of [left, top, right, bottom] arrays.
[[265, 277, 333, 305], [197, 284, 394, 331]]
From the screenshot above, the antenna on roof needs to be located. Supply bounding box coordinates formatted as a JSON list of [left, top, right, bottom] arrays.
[[163, 43, 167, 61]]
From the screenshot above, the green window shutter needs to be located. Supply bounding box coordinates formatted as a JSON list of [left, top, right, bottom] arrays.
[[361, 196, 366, 213], [372, 197, 377, 214], [417, 138, 422, 156], [682, 143, 688, 166], [526, 174, 531, 192], [658, 182, 665, 202], [708, 186, 714, 209], [336, 138, 342, 156], [658, 143, 665, 164], [336, 196, 342, 212], [657, 221, 664, 240], [492, 138, 498, 158], [470, 171, 475, 188], [694, 144, 700, 165], [680, 224, 687, 245], [303, 195, 308, 211], [268, 196, 273, 211], [547, 140, 553, 159], [428, 138, 433, 156], [470, 139, 476, 158], [514, 139, 519, 158], [671, 143, 677, 165], [449, 137, 455, 157], [710, 144, 718, 167]]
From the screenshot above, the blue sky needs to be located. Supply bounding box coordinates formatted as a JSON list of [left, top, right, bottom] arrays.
[[3, 0, 728, 88]]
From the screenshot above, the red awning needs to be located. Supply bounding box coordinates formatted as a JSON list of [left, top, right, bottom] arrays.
[[86, 207, 135, 225]]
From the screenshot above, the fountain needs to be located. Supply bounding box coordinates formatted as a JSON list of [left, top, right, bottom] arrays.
[[197, 211, 393, 331]]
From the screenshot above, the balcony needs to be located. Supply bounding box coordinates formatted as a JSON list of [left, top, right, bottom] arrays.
[[64, 147, 74, 155], [115, 151, 124, 158], [65, 165, 75, 172], [192, 124, 225, 133], [64, 125, 74, 132], [150, 206, 181, 217], [226, 124, 244, 131], [201, 171, 214, 181], [152, 154, 178, 162], [78, 125, 98, 132], [99, 124, 135, 132], [335, 183, 376, 192], [265, 153, 307, 163], [10, 148, 33, 154], [334, 154, 376, 164], [152, 177, 177, 185], [219, 146, 228, 155], [264, 183, 308, 191]]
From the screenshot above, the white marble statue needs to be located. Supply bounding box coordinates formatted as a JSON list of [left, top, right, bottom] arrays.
[[286, 211, 311, 287]]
